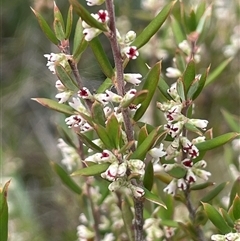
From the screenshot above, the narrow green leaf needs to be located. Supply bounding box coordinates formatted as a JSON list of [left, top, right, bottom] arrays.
[[196, 132, 240, 151], [53, 1, 65, 30], [31, 98, 75, 115], [229, 177, 240, 210], [190, 182, 215, 191], [171, 16, 185, 44], [183, 59, 195, 93], [97, 78, 113, 93], [134, 61, 161, 121], [94, 124, 114, 149], [192, 66, 210, 100], [132, 1, 176, 49], [106, 113, 121, 149], [0, 180, 10, 241], [188, 9, 198, 31], [54, 19, 66, 41], [202, 202, 231, 234], [176, 77, 186, 101], [206, 57, 233, 86], [122, 199, 134, 241], [219, 208, 235, 228], [119, 141, 135, 154], [89, 38, 114, 78], [167, 165, 187, 179], [51, 162, 82, 194], [155, 172, 172, 184], [221, 109, 240, 133], [31, 8, 58, 44], [55, 64, 78, 91], [130, 127, 160, 160], [160, 219, 179, 228], [73, 18, 88, 61], [195, 1, 206, 22], [232, 195, 240, 220], [91, 101, 106, 126], [158, 77, 172, 100], [143, 161, 154, 191], [201, 182, 228, 203], [71, 163, 110, 176], [69, 0, 107, 31], [184, 123, 203, 136], [144, 188, 166, 208], [137, 125, 148, 148], [121, 90, 148, 109], [65, 5, 73, 39], [187, 78, 199, 100], [78, 133, 103, 152]]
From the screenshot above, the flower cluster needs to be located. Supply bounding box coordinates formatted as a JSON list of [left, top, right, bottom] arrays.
[[157, 83, 210, 195], [211, 232, 240, 241]]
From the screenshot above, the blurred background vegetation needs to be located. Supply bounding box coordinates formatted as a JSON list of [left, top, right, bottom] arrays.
[[1, 0, 239, 240]]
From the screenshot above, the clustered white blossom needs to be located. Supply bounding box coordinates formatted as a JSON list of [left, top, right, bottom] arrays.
[[156, 82, 211, 195], [211, 232, 240, 241]]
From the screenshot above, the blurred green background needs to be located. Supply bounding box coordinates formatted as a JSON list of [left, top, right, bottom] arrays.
[[1, 0, 239, 240]]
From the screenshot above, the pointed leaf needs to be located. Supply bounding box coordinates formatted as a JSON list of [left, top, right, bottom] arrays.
[[65, 5, 73, 39], [176, 77, 186, 101], [55, 63, 78, 91], [0, 180, 10, 241], [130, 127, 160, 160], [206, 57, 233, 86], [184, 122, 203, 136], [106, 113, 121, 148], [229, 177, 240, 210], [232, 195, 240, 220], [132, 1, 176, 49], [137, 125, 148, 148], [91, 101, 106, 126], [119, 141, 135, 154], [73, 18, 88, 61], [158, 77, 172, 100], [201, 182, 228, 203], [192, 65, 210, 100], [190, 182, 215, 191], [143, 161, 154, 191], [31, 98, 75, 115], [171, 16, 185, 44], [51, 162, 82, 194], [89, 37, 114, 78], [143, 188, 166, 208], [122, 199, 134, 241], [196, 132, 240, 151], [183, 59, 195, 93], [77, 132, 103, 152], [186, 78, 199, 100], [54, 19, 66, 41], [94, 124, 114, 149], [71, 163, 110, 176], [70, 0, 107, 31], [134, 61, 161, 121], [202, 202, 231, 234], [219, 208, 234, 228], [53, 1, 65, 29], [31, 7, 58, 45]]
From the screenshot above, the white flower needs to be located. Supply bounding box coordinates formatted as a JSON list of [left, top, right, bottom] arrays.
[[149, 143, 166, 162], [165, 121, 184, 138], [122, 46, 139, 59], [179, 40, 191, 55], [94, 10, 109, 23], [166, 67, 182, 78], [164, 105, 183, 122], [211, 232, 240, 241], [167, 83, 181, 101], [193, 169, 211, 181], [78, 87, 94, 100], [163, 179, 177, 195], [83, 27, 101, 41], [105, 90, 122, 103], [120, 89, 137, 106], [192, 136, 206, 144], [86, 0, 105, 6], [55, 80, 66, 92], [108, 178, 126, 192], [188, 118, 208, 130], [55, 91, 72, 103], [77, 225, 94, 239], [124, 73, 142, 85], [69, 97, 88, 114], [94, 93, 108, 105], [185, 169, 197, 184], [101, 162, 127, 181], [128, 159, 145, 176], [180, 137, 199, 159], [129, 184, 145, 198], [124, 30, 136, 44], [177, 178, 187, 190], [102, 233, 115, 241], [65, 115, 84, 128]]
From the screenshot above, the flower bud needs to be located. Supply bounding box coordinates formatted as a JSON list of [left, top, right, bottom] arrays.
[[124, 30, 136, 43], [166, 67, 182, 78]]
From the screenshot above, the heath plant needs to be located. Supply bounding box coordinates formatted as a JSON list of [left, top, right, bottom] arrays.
[[1, 0, 239, 241]]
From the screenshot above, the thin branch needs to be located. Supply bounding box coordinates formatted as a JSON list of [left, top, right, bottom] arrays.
[[105, 1, 144, 240]]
